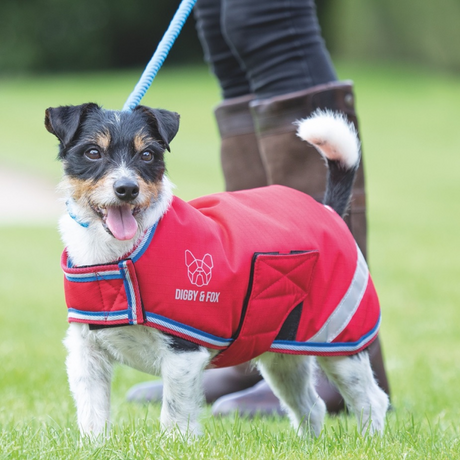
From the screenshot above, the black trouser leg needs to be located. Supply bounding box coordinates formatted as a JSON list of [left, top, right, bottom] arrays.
[[194, 0, 250, 99], [195, 0, 337, 99]]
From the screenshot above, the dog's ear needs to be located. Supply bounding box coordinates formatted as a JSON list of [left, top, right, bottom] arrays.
[[135, 106, 180, 152], [45, 103, 99, 149], [185, 250, 196, 267], [202, 254, 213, 269]]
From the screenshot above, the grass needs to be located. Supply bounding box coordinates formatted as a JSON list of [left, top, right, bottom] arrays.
[[1, 61, 460, 458]]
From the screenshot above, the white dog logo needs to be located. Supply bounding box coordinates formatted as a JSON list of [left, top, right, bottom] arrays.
[[185, 250, 214, 287]]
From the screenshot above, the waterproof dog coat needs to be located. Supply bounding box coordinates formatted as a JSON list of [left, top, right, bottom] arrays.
[[62, 185, 380, 368]]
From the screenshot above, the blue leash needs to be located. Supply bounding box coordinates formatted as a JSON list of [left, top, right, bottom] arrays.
[[123, 0, 197, 112], [69, 0, 196, 228]]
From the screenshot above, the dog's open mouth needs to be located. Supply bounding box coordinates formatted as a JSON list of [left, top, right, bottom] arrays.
[[91, 203, 141, 241]]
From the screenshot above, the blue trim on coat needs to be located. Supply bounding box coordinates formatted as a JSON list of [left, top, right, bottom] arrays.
[[270, 315, 381, 354], [65, 272, 123, 283], [130, 222, 158, 262], [68, 307, 130, 319], [145, 312, 233, 348]]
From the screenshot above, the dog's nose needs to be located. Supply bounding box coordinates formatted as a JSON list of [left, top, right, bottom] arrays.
[[114, 178, 139, 201]]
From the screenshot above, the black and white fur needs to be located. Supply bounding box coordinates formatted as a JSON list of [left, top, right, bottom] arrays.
[[45, 104, 388, 440]]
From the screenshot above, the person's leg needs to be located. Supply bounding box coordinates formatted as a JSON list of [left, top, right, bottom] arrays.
[[216, 0, 370, 250], [194, 0, 251, 100], [195, 0, 267, 191], [217, 0, 368, 254], [214, 95, 267, 191], [221, 0, 337, 99], [209, 0, 389, 415]]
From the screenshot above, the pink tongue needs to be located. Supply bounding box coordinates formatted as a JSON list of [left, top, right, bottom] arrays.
[[106, 205, 138, 240]]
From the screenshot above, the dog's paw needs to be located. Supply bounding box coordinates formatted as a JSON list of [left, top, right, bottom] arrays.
[[161, 422, 202, 444], [78, 429, 109, 447]]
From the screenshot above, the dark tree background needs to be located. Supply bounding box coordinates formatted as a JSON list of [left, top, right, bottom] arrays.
[[0, 0, 203, 73], [1, 0, 459, 74]]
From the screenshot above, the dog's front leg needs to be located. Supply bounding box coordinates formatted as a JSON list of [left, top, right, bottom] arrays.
[[160, 347, 211, 437], [64, 323, 113, 439]]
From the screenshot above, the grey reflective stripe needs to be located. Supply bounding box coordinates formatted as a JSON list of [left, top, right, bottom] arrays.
[[307, 244, 369, 343]]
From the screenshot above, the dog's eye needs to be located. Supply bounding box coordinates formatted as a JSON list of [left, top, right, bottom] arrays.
[[85, 148, 102, 160], [141, 150, 153, 162]]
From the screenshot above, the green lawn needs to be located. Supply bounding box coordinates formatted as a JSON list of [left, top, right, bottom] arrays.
[[1, 62, 460, 458]]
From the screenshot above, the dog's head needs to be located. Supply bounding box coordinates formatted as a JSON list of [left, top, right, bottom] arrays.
[[45, 103, 179, 240]]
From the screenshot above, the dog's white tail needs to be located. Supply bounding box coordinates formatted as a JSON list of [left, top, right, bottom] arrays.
[[296, 110, 361, 217]]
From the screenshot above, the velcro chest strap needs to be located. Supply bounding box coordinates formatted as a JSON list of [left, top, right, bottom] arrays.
[[62, 251, 144, 326]]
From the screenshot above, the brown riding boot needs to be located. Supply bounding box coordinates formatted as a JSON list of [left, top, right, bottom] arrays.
[[127, 362, 263, 405], [214, 94, 267, 191]]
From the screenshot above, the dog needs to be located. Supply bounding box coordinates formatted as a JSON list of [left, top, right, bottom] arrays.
[[45, 104, 388, 439]]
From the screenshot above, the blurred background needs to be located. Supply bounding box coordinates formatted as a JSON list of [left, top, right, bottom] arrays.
[[1, 0, 460, 74], [1, 0, 460, 453], [1, 0, 460, 201]]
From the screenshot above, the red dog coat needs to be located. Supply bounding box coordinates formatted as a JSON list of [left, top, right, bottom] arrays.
[[62, 185, 380, 368]]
